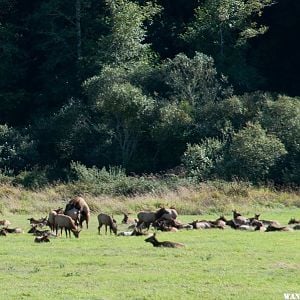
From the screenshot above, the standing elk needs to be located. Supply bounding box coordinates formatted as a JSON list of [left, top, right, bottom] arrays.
[[65, 196, 90, 229], [54, 214, 81, 238], [136, 207, 169, 230], [97, 213, 117, 235], [47, 208, 64, 232]]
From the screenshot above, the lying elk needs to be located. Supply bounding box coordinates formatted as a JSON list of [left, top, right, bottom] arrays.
[[265, 224, 292, 232], [121, 213, 137, 225], [54, 214, 81, 238], [28, 225, 51, 236], [188, 220, 212, 229], [28, 217, 48, 227], [118, 227, 148, 236], [153, 218, 184, 231], [97, 213, 117, 235], [232, 210, 250, 226], [288, 218, 300, 225], [34, 234, 50, 243], [145, 233, 185, 248], [4, 227, 23, 233], [0, 220, 11, 226], [0, 228, 7, 236]]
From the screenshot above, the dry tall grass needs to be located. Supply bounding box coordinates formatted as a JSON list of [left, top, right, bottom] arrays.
[[0, 181, 299, 216]]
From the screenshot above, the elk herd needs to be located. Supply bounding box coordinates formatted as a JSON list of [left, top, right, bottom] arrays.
[[1, 196, 300, 248]]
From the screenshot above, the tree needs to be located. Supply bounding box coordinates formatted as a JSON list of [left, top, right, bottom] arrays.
[[84, 0, 160, 169], [85, 66, 155, 168], [226, 122, 287, 182], [161, 52, 225, 106], [183, 0, 274, 90], [0, 125, 39, 172], [98, 0, 160, 66], [259, 95, 300, 184], [0, 1, 30, 126]]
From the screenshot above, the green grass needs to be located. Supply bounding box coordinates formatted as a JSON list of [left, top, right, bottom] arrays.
[[1, 209, 300, 300]]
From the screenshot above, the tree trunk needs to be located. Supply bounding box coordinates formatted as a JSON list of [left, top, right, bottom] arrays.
[[75, 0, 82, 60]]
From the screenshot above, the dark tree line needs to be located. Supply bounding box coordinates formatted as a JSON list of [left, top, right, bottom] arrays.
[[0, 0, 299, 185]]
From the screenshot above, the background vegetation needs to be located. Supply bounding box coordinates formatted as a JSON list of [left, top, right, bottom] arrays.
[[0, 0, 299, 187]]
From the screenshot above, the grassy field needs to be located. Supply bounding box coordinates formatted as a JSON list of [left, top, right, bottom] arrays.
[[1, 209, 300, 300]]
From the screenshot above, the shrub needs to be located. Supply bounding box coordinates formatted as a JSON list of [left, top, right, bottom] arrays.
[[69, 161, 190, 196], [13, 168, 49, 190]]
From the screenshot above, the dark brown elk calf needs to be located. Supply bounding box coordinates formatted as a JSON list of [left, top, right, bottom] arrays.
[[144, 233, 184, 248]]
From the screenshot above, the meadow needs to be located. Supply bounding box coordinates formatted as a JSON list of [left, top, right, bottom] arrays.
[[1, 209, 300, 300]]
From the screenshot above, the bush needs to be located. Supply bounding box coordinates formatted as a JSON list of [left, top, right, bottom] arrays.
[[13, 168, 49, 190], [0, 169, 14, 185], [69, 161, 189, 196]]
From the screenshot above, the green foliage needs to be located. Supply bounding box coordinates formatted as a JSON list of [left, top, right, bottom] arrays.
[[183, 0, 273, 90], [0, 169, 13, 185], [70, 161, 169, 196], [259, 95, 300, 184], [226, 122, 287, 182], [0, 125, 39, 172], [182, 138, 225, 180], [13, 168, 49, 190], [161, 52, 227, 105], [260, 95, 300, 153], [99, 0, 160, 65], [0, 0, 298, 186], [85, 66, 155, 167]]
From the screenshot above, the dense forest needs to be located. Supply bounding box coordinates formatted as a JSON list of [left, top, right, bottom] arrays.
[[0, 0, 299, 186]]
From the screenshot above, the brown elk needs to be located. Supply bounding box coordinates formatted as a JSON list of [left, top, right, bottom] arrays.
[[144, 233, 185, 248], [136, 207, 169, 230], [54, 214, 81, 238], [65, 196, 90, 229], [97, 213, 117, 235]]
